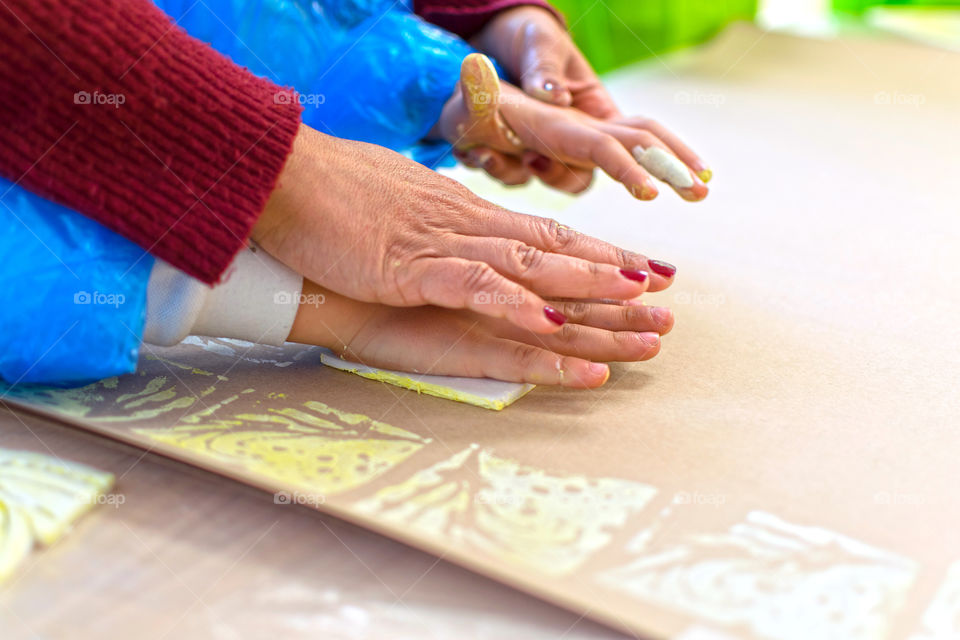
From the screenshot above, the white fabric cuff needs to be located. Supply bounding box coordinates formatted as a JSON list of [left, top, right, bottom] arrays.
[[143, 246, 302, 347]]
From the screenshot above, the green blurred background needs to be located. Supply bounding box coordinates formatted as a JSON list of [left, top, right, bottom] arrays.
[[550, 0, 960, 73]]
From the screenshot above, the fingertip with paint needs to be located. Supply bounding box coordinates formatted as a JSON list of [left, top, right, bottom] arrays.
[[632, 183, 659, 201], [632, 145, 695, 190], [697, 168, 713, 183]]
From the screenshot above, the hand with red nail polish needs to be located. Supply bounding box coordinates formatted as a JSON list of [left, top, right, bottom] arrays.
[[256, 124, 677, 340], [288, 280, 672, 389]]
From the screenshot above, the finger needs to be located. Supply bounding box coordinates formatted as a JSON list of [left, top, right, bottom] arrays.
[[565, 129, 661, 201], [485, 151, 534, 186], [455, 147, 533, 186], [617, 116, 712, 182], [498, 322, 662, 363], [601, 124, 708, 201], [548, 301, 675, 334], [455, 236, 650, 300], [518, 26, 573, 107], [459, 54, 525, 152], [478, 338, 610, 388], [453, 147, 490, 169], [414, 257, 568, 334], [338, 308, 605, 387], [523, 152, 594, 194], [460, 213, 678, 292], [565, 55, 622, 119]]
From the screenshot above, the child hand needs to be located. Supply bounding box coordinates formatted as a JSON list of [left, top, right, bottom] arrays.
[[439, 54, 709, 202], [288, 280, 674, 389]]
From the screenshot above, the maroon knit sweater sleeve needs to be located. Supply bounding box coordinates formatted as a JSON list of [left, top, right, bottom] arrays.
[[414, 0, 563, 39], [0, 0, 302, 284]]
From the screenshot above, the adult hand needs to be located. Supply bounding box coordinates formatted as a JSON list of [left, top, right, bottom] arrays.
[[464, 6, 712, 189], [253, 124, 677, 335]]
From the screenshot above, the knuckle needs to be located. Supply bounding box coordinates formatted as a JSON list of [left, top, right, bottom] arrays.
[[510, 242, 546, 274], [553, 323, 580, 346], [462, 261, 499, 293], [621, 304, 644, 325], [615, 246, 643, 269], [511, 342, 542, 369], [566, 301, 591, 323], [536, 217, 575, 252]]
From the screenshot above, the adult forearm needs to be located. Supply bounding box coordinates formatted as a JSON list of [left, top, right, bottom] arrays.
[[0, 0, 302, 284]]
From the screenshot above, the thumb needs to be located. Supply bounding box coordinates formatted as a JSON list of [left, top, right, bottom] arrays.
[[519, 26, 572, 107]]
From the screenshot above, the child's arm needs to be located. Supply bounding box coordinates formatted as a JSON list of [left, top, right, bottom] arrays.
[[436, 54, 710, 202]]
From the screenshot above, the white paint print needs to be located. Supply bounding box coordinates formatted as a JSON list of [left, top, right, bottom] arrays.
[[355, 445, 658, 576], [0, 449, 114, 582], [632, 146, 695, 189], [597, 511, 916, 640]]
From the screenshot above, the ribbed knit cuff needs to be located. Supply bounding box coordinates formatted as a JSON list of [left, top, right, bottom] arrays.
[[0, 0, 303, 284], [413, 0, 564, 39]]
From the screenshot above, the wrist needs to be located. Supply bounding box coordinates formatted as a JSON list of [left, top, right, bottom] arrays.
[[287, 280, 370, 350], [253, 123, 325, 255]]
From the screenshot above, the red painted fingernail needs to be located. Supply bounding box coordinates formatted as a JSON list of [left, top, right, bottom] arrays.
[[544, 305, 567, 326], [619, 268, 648, 283], [530, 155, 552, 173], [648, 260, 677, 278]]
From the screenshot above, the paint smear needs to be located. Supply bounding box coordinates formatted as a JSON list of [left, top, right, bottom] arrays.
[[133, 400, 430, 496], [596, 510, 916, 640], [0, 448, 114, 582], [355, 445, 658, 575]]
